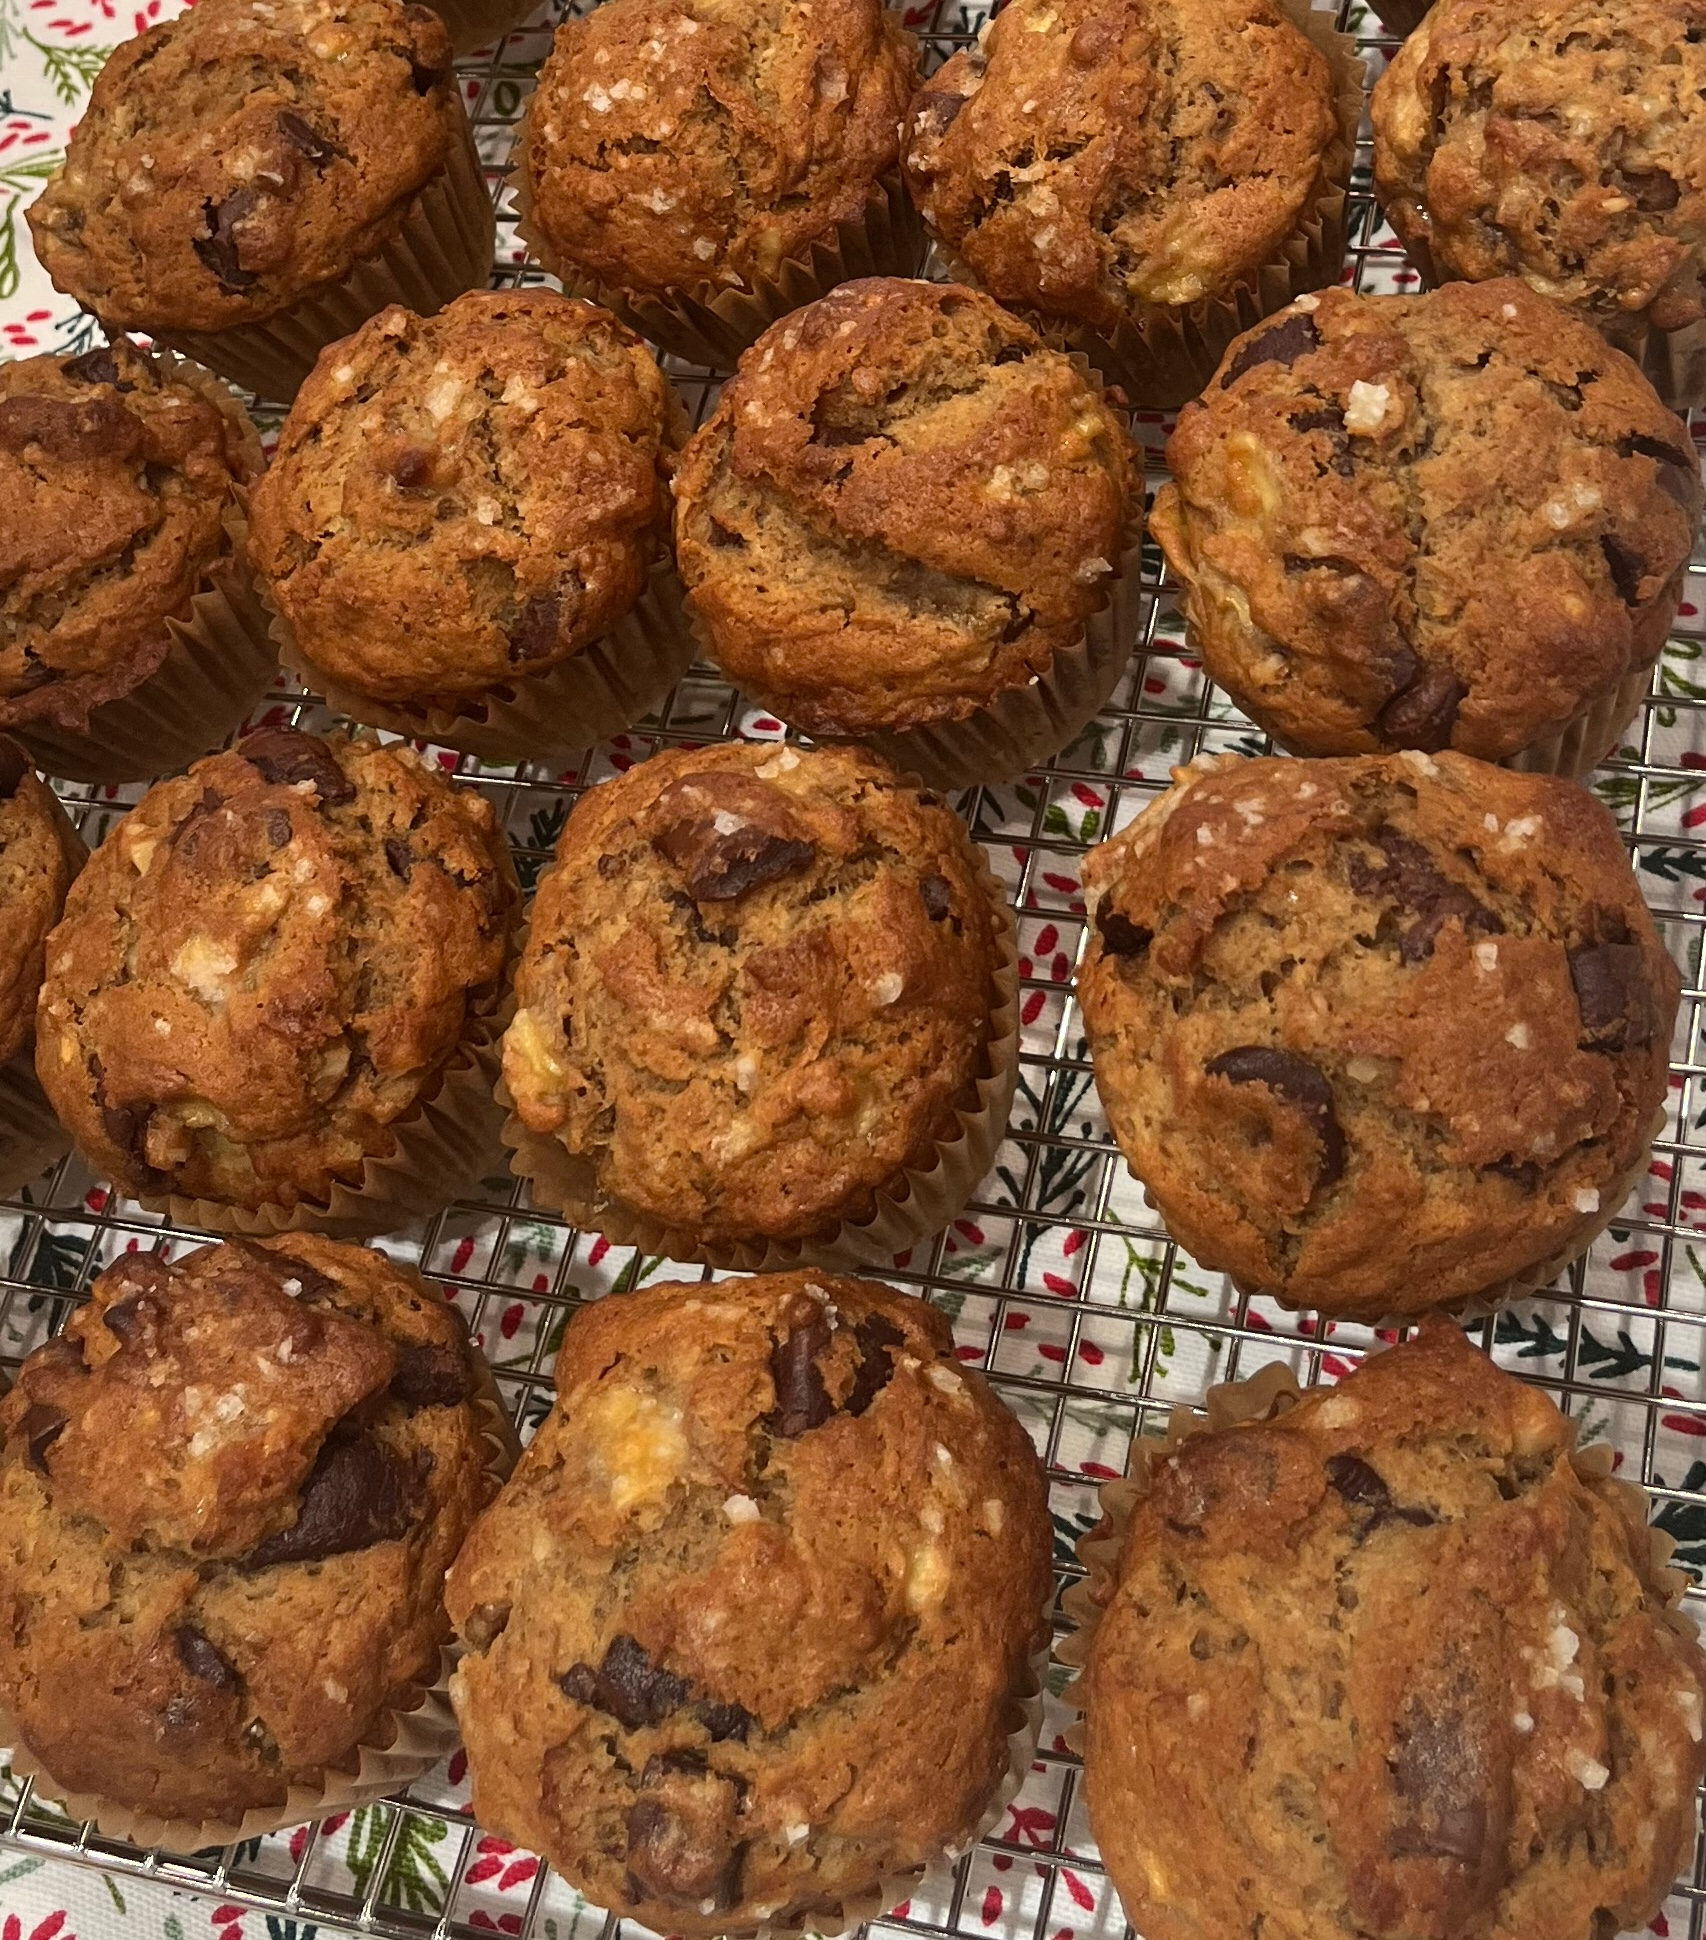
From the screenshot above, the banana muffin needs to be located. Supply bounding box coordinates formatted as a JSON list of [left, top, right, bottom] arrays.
[[1077, 751, 1679, 1320], [0, 341, 262, 738], [35, 726, 519, 1219], [1151, 281, 1702, 770], [249, 292, 681, 718], [673, 278, 1136, 752], [1372, 0, 1706, 371], [1081, 1317, 1706, 1940], [0, 1234, 498, 1826], [902, 0, 1347, 400], [502, 739, 1007, 1254], [446, 1271, 1051, 1936]]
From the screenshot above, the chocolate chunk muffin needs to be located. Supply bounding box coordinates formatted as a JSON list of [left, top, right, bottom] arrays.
[[0, 1235, 498, 1827], [249, 292, 681, 718], [35, 726, 519, 1220], [1077, 752, 1679, 1320], [502, 739, 1009, 1256], [673, 279, 1136, 758], [903, 0, 1349, 401], [0, 742, 84, 1069], [1151, 282, 1702, 771], [447, 1271, 1051, 1937], [1373, 1, 1706, 370], [1081, 1317, 1706, 1940], [0, 341, 262, 738]]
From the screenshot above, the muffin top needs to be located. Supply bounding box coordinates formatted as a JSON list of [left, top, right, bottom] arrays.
[[503, 739, 1004, 1246], [903, 0, 1340, 333], [35, 727, 518, 1212], [1083, 1317, 1706, 1940], [249, 293, 680, 708], [1077, 752, 1680, 1319], [0, 742, 84, 1066], [522, 0, 917, 300], [446, 1271, 1050, 1937], [0, 342, 260, 733], [0, 1234, 494, 1824], [1373, 0, 1706, 334], [1151, 281, 1702, 761], [27, 0, 462, 335], [672, 278, 1135, 736]]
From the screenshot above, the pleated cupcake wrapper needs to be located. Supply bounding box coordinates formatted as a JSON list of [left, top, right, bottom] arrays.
[[15, 357, 275, 785], [502, 835, 1018, 1272], [0, 1044, 70, 1198], [511, 126, 926, 370], [1051, 1341, 1697, 1758], [1365, 0, 1432, 35], [1501, 661, 1654, 779], [155, 119, 495, 405], [424, 0, 535, 56], [0, 1349, 520, 1851], [268, 552, 697, 765]]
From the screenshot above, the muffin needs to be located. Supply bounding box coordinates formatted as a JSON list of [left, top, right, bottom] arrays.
[[27, 0, 493, 403], [35, 726, 520, 1230], [1372, 0, 1706, 403], [501, 739, 1015, 1264], [516, 0, 921, 367], [446, 1270, 1051, 1937], [1150, 281, 1702, 774], [673, 279, 1139, 786], [0, 1234, 502, 1833], [1076, 751, 1679, 1320], [0, 340, 274, 783], [1079, 1316, 1706, 1940], [902, 0, 1357, 406]]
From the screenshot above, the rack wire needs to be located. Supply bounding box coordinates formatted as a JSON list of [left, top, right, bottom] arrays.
[[5, 1, 1706, 1934]]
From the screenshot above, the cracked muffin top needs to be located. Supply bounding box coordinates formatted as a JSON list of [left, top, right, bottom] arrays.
[[249, 293, 680, 709], [502, 739, 1004, 1247], [446, 1271, 1050, 1937], [0, 1235, 496, 1824], [27, 0, 463, 335], [35, 726, 518, 1213], [1373, 0, 1706, 334], [672, 278, 1136, 736], [1083, 1317, 1706, 1940], [902, 0, 1340, 334], [1077, 752, 1679, 1320], [1151, 282, 1702, 762], [521, 0, 917, 300], [0, 742, 84, 1067], [0, 342, 260, 734]]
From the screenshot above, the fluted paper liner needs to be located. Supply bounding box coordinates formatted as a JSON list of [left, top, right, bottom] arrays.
[[424, 0, 534, 55], [156, 119, 495, 405], [1502, 662, 1655, 780], [268, 552, 697, 764], [512, 124, 926, 370], [0, 1344, 521, 1850], [503, 836, 1019, 1272], [1366, 0, 1432, 35], [1053, 1344, 1698, 1755], [15, 357, 275, 785]]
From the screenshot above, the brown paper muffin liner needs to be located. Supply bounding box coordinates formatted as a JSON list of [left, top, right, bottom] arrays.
[[1365, 0, 1432, 36], [268, 553, 697, 765], [0, 1045, 71, 1198], [1501, 662, 1654, 779], [503, 837, 1019, 1272], [0, 1351, 520, 1849], [511, 123, 926, 370], [1053, 1345, 1698, 1751], [424, 0, 535, 55], [155, 120, 496, 405], [14, 358, 276, 786]]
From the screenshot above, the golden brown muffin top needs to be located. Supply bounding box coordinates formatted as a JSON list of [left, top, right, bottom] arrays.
[[0, 743, 83, 1065]]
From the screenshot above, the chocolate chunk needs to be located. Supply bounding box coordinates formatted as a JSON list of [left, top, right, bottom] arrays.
[[697, 1700, 756, 1743], [390, 447, 434, 490], [596, 852, 624, 879], [102, 1294, 156, 1344], [0, 737, 29, 800], [61, 347, 125, 389], [1348, 827, 1501, 965], [0, 394, 141, 461], [263, 807, 294, 849], [1291, 404, 1355, 476], [104, 1249, 172, 1304], [277, 109, 346, 168], [1489, 1156, 1541, 1192], [1377, 664, 1467, 754], [919, 872, 954, 921], [1620, 431, 1697, 472], [1389, 1703, 1486, 1867], [244, 1434, 418, 1568], [100, 1101, 148, 1159], [1206, 1045, 1346, 1189], [765, 1299, 835, 1437], [384, 836, 415, 881], [1623, 169, 1681, 211], [910, 88, 967, 141], [509, 595, 561, 663], [626, 1796, 746, 1910], [1389, 1805, 1488, 1867], [175, 1625, 239, 1690], [240, 727, 356, 805], [1601, 533, 1645, 605], [558, 1633, 692, 1729], [1568, 938, 1657, 1051], [193, 190, 261, 294], [1221, 312, 1320, 389], [676, 827, 815, 904], [845, 1312, 904, 1417], [1096, 905, 1152, 958], [1284, 553, 1370, 580], [390, 1339, 468, 1408], [1325, 1452, 1392, 1511], [17, 1402, 67, 1473]]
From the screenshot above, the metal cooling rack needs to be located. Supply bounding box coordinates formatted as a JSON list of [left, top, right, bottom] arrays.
[[7, 2, 1706, 1935]]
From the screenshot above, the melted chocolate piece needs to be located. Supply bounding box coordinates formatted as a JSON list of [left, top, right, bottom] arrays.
[[0, 737, 29, 800], [100, 1099, 149, 1161], [1388, 1805, 1488, 1867], [263, 807, 294, 849], [509, 595, 561, 662], [1326, 1451, 1435, 1531], [1377, 665, 1468, 754], [919, 873, 954, 921], [104, 1250, 172, 1305], [665, 824, 816, 904], [193, 190, 261, 294], [1568, 938, 1657, 1051], [697, 1700, 756, 1743], [626, 1775, 747, 1909], [391, 1339, 468, 1408], [1096, 906, 1152, 959], [240, 727, 356, 805], [175, 1624, 239, 1689], [1206, 1045, 1346, 1189], [1348, 827, 1501, 965], [1600, 533, 1645, 606], [558, 1633, 692, 1729], [1388, 1702, 1487, 1867], [61, 347, 125, 389], [0, 394, 141, 461], [102, 1294, 157, 1345], [911, 88, 967, 140], [277, 109, 346, 168], [18, 1402, 67, 1473], [1221, 312, 1320, 389], [384, 836, 415, 881], [244, 1434, 418, 1568], [765, 1300, 835, 1437], [390, 447, 434, 489], [845, 1312, 904, 1417]]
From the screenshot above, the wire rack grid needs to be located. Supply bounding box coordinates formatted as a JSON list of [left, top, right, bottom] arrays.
[[6, 2, 1706, 1936]]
